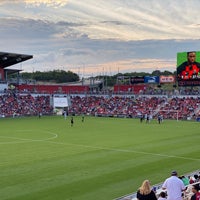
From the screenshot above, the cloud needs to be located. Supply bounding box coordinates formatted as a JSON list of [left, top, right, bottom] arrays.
[[1, 1, 200, 41], [1, 0, 200, 76], [0, 18, 59, 40], [25, 0, 68, 8], [0, 0, 69, 7]]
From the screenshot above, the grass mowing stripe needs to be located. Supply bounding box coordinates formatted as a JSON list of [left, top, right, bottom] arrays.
[[42, 140, 200, 161]]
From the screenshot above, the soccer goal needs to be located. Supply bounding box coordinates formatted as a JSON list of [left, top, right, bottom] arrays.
[[156, 110, 180, 121]]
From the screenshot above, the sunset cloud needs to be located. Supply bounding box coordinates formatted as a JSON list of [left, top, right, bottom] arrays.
[[0, 0, 200, 76], [24, 0, 68, 7], [0, 0, 69, 7]]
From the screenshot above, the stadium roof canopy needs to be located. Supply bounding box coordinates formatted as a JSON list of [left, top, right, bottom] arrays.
[[4, 68, 22, 76], [0, 52, 33, 69]]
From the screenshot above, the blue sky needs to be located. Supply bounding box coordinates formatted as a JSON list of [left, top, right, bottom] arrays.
[[0, 0, 200, 77]]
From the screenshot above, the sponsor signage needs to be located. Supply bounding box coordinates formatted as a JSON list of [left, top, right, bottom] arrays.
[[178, 79, 200, 86], [144, 76, 159, 83], [130, 76, 144, 84], [159, 75, 175, 83]]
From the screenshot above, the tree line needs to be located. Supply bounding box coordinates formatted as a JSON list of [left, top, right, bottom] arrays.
[[15, 69, 176, 86], [20, 70, 79, 83]]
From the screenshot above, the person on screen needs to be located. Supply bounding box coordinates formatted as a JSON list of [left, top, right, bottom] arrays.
[[177, 51, 200, 80]]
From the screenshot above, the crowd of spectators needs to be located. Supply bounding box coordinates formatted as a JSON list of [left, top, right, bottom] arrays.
[[155, 97, 200, 120], [118, 170, 200, 200], [68, 96, 165, 118], [0, 91, 53, 118], [159, 171, 200, 200], [135, 87, 200, 96], [0, 88, 200, 120], [68, 96, 200, 120]]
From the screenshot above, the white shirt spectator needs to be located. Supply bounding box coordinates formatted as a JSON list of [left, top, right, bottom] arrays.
[[162, 171, 186, 200]]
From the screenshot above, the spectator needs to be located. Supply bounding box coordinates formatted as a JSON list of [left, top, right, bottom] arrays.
[[136, 180, 157, 200], [182, 175, 189, 186], [162, 170, 186, 200], [189, 176, 195, 184], [194, 174, 199, 182], [190, 184, 200, 200], [158, 191, 167, 200], [185, 184, 194, 200]]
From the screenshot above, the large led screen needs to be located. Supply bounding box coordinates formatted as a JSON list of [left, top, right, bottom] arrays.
[[177, 51, 200, 86]]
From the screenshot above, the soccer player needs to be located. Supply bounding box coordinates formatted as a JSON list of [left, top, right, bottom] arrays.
[[70, 117, 74, 127]]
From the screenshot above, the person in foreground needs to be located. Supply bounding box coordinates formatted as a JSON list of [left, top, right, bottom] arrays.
[[190, 184, 200, 200], [158, 191, 167, 200], [162, 170, 186, 200], [136, 179, 157, 200]]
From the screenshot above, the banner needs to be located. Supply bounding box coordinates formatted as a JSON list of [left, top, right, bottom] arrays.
[[130, 76, 144, 84], [178, 79, 200, 86], [159, 75, 175, 83], [144, 76, 159, 83]]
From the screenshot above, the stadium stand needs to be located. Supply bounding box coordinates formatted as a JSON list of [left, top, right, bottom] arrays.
[[0, 52, 33, 82], [115, 170, 200, 200], [0, 91, 53, 118], [68, 95, 200, 120]]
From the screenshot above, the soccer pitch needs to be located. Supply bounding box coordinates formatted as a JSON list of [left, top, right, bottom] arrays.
[[0, 116, 199, 200]]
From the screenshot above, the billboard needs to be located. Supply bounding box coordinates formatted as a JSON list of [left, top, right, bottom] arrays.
[[130, 76, 144, 84], [144, 76, 159, 83], [177, 51, 200, 86], [53, 97, 68, 107], [159, 75, 175, 83]]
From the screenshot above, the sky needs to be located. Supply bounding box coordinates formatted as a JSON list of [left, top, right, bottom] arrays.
[[0, 0, 200, 77]]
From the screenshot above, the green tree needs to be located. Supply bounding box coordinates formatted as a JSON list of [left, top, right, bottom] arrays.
[[20, 70, 79, 83]]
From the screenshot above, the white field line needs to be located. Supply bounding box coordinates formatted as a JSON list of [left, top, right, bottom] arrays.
[[46, 140, 200, 162], [1, 130, 199, 162], [0, 130, 58, 144]]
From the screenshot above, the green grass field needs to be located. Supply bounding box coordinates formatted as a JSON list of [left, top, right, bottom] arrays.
[[0, 116, 199, 200]]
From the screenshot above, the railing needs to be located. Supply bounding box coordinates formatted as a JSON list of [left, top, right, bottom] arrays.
[[183, 181, 200, 200], [115, 170, 200, 200]]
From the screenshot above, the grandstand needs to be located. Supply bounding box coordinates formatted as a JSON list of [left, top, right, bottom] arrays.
[[68, 95, 200, 121], [115, 170, 200, 200], [0, 52, 33, 82], [1, 91, 200, 120]]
